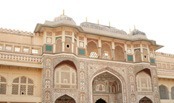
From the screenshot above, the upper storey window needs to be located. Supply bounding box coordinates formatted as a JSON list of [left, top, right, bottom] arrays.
[[5, 45, 12, 51], [101, 43, 111, 59], [143, 48, 148, 62], [12, 76, 34, 95], [14, 46, 21, 52], [134, 48, 141, 62], [46, 32, 52, 44], [0, 75, 6, 94], [87, 41, 98, 58], [23, 47, 29, 53], [32, 49, 39, 54], [79, 41, 84, 48], [115, 45, 125, 61]]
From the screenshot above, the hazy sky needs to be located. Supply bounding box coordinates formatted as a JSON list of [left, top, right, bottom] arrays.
[[0, 0, 173, 53]]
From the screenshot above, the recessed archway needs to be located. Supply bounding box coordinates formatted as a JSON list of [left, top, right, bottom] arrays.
[[139, 96, 152, 103], [55, 94, 76, 103], [96, 98, 106, 103], [92, 72, 122, 103]]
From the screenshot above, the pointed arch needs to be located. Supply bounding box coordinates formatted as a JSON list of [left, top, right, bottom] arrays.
[[115, 45, 125, 61], [55, 94, 76, 103], [136, 69, 152, 92], [0, 75, 6, 94], [56, 37, 62, 52], [171, 86, 174, 99], [91, 68, 125, 103], [159, 85, 169, 99], [95, 98, 106, 103], [54, 60, 77, 89], [87, 41, 98, 58], [139, 96, 152, 103], [134, 48, 141, 62], [101, 42, 111, 59]]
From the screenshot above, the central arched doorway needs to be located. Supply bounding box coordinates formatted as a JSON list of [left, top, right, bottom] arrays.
[[96, 98, 106, 103], [92, 72, 122, 103], [139, 97, 152, 103], [55, 95, 76, 103]]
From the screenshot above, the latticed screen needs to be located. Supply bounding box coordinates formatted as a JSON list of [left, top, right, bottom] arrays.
[[136, 71, 152, 92], [55, 65, 76, 89], [12, 85, 18, 94], [12, 76, 34, 95], [0, 76, 6, 94]]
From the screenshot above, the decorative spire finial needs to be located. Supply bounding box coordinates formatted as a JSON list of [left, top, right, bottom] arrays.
[[97, 19, 99, 25], [109, 21, 111, 27], [63, 9, 65, 15], [134, 25, 136, 30]]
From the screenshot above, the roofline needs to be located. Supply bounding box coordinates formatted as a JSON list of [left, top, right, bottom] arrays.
[[34, 23, 162, 48]]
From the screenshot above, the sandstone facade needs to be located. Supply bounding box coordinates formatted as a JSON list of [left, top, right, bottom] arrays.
[[0, 14, 173, 103]]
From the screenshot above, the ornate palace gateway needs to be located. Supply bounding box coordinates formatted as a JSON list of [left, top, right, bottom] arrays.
[[0, 13, 174, 103]]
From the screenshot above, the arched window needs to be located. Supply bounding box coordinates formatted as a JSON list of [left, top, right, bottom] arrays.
[[143, 49, 148, 62], [56, 37, 62, 52], [12, 76, 34, 95], [136, 69, 152, 92], [159, 85, 169, 99], [115, 46, 124, 61], [65, 37, 72, 53], [0, 75, 6, 94], [171, 86, 174, 99], [87, 41, 98, 58], [55, 63, 77, 89], [101, 43, 111, 59], [134, 48, 141, 62]]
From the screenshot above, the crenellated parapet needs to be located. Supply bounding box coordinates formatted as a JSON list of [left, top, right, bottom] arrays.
[[0, 28, 34, 36]]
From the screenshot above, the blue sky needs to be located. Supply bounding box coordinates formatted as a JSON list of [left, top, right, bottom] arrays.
[[0, 0, 173, 53]]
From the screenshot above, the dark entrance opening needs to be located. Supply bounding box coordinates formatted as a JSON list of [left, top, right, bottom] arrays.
[[96, 98, 106, 103], [55, 95, 75, 103], [139, 96, 152, 103]]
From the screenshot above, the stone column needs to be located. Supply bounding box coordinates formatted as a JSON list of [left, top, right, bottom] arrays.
[[98, 39, 101, 58], [72, 32, 75, 53], [62, 31, 65, 52], [131, 44, 135, 62], [124, 43, 127, 61], [52, 32, 56, 53], [140, 43, 143, 62]]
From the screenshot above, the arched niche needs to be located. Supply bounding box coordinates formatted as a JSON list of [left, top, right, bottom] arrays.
[[87, 41, 98, 58], [136, 69, 152, 92], [115, 45, 125, 61], [92, 72, 122, 103], [54, 60, 77, 89]]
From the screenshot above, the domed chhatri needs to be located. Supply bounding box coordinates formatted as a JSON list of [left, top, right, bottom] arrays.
[[130, 29, 146, 35], [53, 14, 76, 25], [44, 11, 76, 26]]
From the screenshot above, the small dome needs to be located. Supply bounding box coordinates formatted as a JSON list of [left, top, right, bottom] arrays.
[[130, 29, 146, 35], [53, 14, 76, 25]]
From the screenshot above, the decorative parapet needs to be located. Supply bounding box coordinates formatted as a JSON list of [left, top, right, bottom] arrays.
[[0, 52, 42, 64], [156, 52, 174, 57], [0, 28, 34, 36]]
